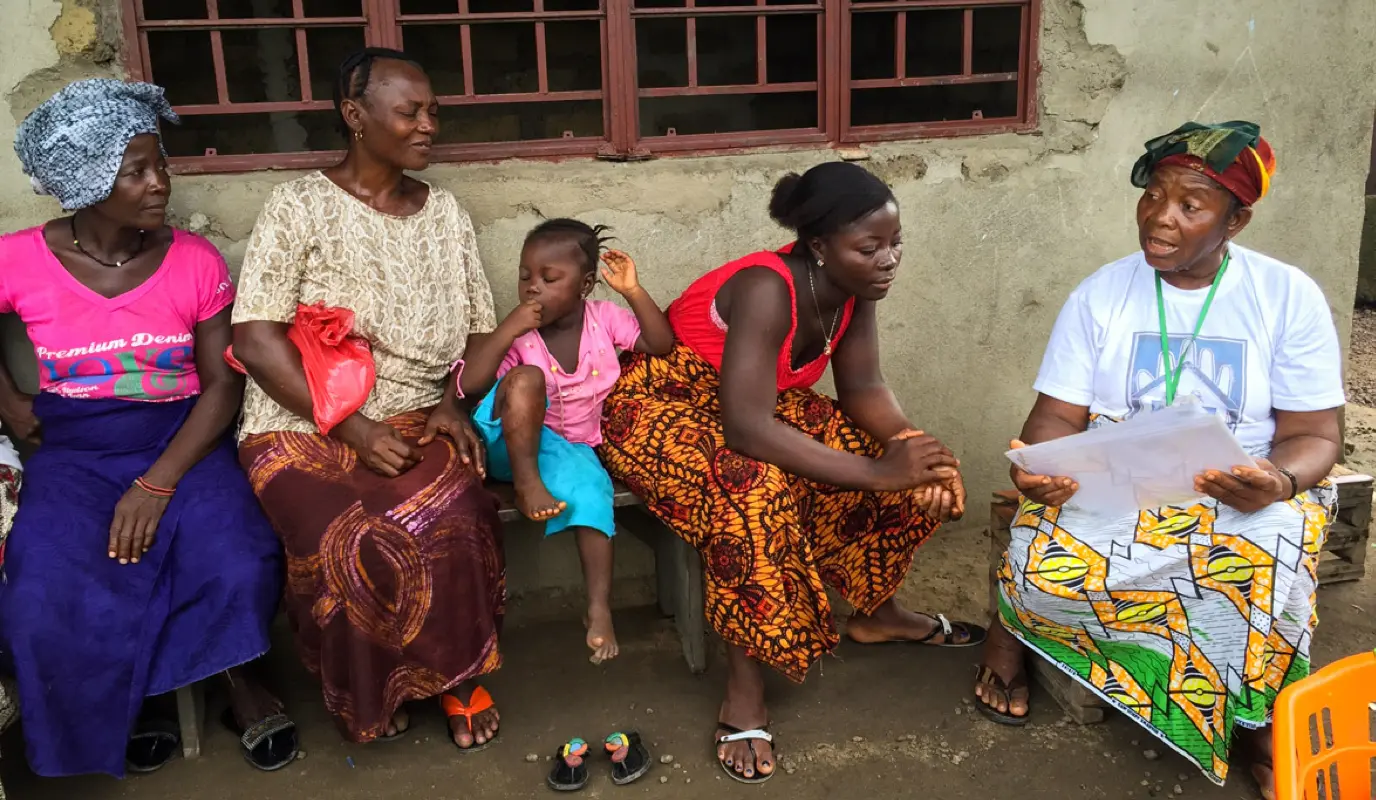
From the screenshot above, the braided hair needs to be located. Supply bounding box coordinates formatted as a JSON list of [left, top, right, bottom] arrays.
[[333, 47, 424, 139], [523, 218, 614, 276]]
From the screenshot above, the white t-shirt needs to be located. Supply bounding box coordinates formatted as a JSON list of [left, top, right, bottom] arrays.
[[1033, 245, 1345, 454]]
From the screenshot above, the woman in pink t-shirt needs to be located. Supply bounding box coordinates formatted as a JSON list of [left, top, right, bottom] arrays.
[[0, 80, 291, 779]]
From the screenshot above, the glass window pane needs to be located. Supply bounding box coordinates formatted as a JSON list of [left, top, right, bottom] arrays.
[[307, 27, 367, 101], [546, 21, 603, 92], [850, 12, 895, 81], [544, 0, 601, 9], [222, 28, 302, 103], [147, 31, 219, 106], [218, 0, 292, 19], [640, 92, 816, 137], [637, 18, 688, 88], [470, 0, 534, 12], [697, 16, 755, 86], [403, 25, 466, 95], [141, 0, 207, 20], [972, 6, 1023, 74], [906, 9, 963, 77], [436, 101, 603, 143], [304, 0, 363, 14], [765, 15, 816, 83], [400, 0, 461, 12], [470, 23, 538, 94], [850, 82, 1018, 126], [162, 111, 341, 156]]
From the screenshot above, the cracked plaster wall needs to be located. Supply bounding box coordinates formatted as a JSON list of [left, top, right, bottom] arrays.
[[2, 0, 1374, 527]]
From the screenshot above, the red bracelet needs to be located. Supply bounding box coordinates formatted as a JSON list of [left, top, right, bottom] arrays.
[[134, 477, 176, 498]]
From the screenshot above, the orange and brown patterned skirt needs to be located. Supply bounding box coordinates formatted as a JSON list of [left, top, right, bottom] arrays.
[[598, 345, 938, 681], [240, 409, 504, 742]]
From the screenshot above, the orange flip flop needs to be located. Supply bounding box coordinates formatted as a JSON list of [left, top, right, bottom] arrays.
[[441, 687, 498, 753]]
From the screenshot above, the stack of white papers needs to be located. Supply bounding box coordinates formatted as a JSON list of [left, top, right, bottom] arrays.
[[1005, 401, 1256, 516]]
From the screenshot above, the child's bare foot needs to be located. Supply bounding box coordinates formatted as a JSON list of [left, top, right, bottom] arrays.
[[515, 479, 566, 521], [586, 605, 619, 664]]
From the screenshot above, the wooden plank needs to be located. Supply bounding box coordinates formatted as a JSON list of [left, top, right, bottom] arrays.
[[176, 682, 204, 759], [1318, 550, 1365, 584], [616, 505, 708, 674]]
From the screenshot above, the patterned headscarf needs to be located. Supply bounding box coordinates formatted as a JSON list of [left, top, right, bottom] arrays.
[[13, 79, 178, 211], [1130, 121, 1277, 207]]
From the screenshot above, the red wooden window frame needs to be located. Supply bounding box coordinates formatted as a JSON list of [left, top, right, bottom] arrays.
[[120, 0, 1039, 173]]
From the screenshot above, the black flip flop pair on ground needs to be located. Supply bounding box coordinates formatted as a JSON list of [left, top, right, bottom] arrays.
[[547, 731, 651, 791], [124, 710, 298, 774]]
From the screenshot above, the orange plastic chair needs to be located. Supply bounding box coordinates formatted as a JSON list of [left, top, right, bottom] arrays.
[[1273, 648, 1376, 800]]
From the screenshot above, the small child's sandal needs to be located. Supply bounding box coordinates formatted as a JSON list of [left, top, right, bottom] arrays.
[[605, 731, 652, 786], [548, 738, 590, 792]]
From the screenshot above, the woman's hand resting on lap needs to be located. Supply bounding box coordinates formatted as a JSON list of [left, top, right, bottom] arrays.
[[1009, 438, 1079, 507], [108, 484, 170, 565], [1195, 458, 1288, 513], [334, 414, 422, 478], [419, 403, 486, 478]]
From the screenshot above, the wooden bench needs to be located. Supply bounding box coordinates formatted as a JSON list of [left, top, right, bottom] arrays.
[[486, 481, 708, 674], [1320, 464, 1372, 584], [986, 465, 1374, 725], [173, 482, 710, 760]]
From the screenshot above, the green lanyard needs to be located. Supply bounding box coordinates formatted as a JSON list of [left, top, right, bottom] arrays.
[[1155, 251, 1229, 406]]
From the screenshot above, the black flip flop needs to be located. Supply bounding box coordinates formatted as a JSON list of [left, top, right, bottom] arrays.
[[973, 664, 1031, 727], [604, 731, 652, 786], [716, 723, 775, 784], [547, 737, 590, 792], [126, 717, 180, 774], [222, 709, 299, 771]]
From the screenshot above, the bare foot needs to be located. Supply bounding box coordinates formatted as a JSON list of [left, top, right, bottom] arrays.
[[973, 621, 1030, 719], [446, 681, 500, 749], [846, 598, 981, 645], [585, 605, 619, 664], [717, 646, 774, 781], [384, 707, 410, 738], [515, 479, 567, 521], [225, 665, 284, 730]]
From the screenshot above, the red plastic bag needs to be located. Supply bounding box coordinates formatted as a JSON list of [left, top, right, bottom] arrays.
[[223, 303, 375, 436]]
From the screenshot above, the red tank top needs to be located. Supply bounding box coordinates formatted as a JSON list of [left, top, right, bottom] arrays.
[[668, 246, 855, 392]]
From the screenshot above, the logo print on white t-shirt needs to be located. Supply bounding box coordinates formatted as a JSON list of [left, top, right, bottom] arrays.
[[1126, 332, 1247, 430]]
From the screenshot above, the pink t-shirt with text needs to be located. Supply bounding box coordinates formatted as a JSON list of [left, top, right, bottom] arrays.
[[0, 227, 234, 402], [498, 299, 641, 447]]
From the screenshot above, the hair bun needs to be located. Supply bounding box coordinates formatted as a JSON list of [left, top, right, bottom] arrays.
[[768, 172, 805, 228]]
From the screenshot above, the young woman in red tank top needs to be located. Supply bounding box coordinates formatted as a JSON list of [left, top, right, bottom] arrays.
[[597, 162, 981, 784]]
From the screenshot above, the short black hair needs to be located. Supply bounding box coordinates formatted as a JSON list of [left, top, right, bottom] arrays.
[[523, 218, 613, 275], [768, 162, 896, 243], [333, 47, 425, 138]]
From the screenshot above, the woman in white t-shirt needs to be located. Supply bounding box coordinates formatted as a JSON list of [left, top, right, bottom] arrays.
[[975, 121, 1343, 800]]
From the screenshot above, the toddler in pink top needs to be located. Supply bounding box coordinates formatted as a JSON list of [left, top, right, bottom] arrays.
[[461, 219, 674, 663]]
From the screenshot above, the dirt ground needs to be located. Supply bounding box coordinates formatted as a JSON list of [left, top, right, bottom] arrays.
[[5, 327, 1375, 800]]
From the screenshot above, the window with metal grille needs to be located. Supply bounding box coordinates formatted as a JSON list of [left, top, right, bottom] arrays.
[[121, 0, 1039, 172]]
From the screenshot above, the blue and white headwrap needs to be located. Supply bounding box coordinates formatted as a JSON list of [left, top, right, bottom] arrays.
[[13, 79, 178, 211]]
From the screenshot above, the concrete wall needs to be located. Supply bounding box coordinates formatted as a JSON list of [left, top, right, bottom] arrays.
[[3, 2, 1374, 586]]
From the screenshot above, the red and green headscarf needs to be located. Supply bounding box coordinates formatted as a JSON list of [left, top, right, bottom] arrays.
[[1130, 120, 1277, 207]]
